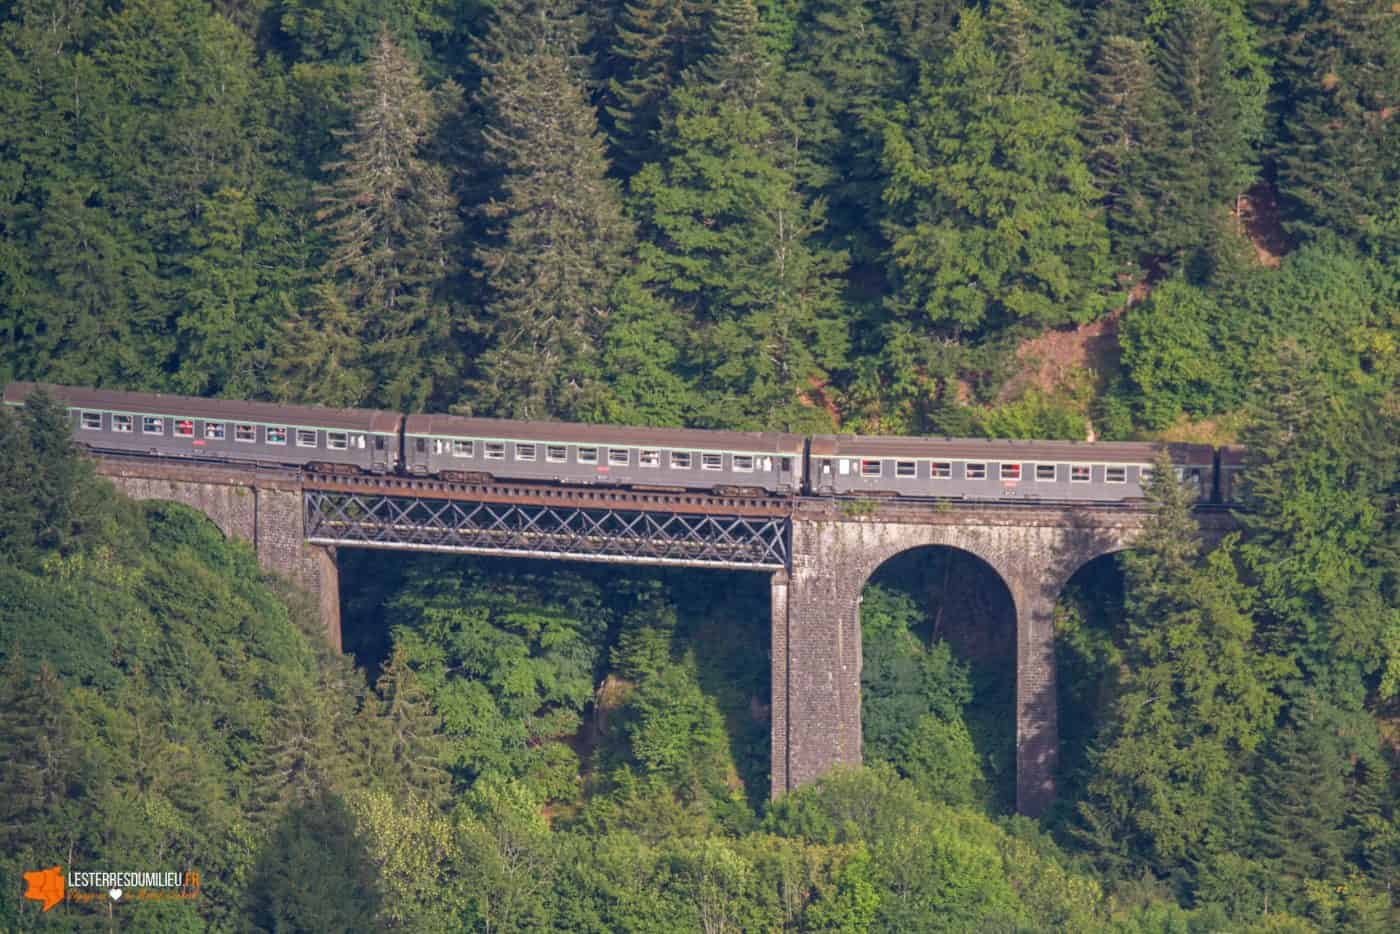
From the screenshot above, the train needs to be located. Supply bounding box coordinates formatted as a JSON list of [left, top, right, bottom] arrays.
[[2, 382, 1241, 505]]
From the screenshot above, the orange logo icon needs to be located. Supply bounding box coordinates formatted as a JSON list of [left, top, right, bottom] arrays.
[[23, 865, 64, 912]]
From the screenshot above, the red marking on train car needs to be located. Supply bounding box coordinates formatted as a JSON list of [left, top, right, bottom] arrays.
[[192, 440, 205, 446]]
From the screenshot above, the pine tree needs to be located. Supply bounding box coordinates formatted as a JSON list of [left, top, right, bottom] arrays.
[[366, 648, 450, 806], [1262, 0, 1399, 252], [1146, 0, 1262, 267], [1075, 452, 1282, 879], [1082, 33, 1165, 266], [630, 0, 848, 430], [881, 0, 1114, 334], [311, 26, 460, 412], [784, 0, 899, 265], [1254, 694, 1348, 888], [601, 0, 710, 175], [170, 187, 267, 397], [469, 0, 636, 420], [276, 283, 372, 409]]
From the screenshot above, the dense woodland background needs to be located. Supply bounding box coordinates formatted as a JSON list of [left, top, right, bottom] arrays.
[[0, 0, 1397, 930]]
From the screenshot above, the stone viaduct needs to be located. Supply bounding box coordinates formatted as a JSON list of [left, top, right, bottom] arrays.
[[95, 456, 1234, 816]]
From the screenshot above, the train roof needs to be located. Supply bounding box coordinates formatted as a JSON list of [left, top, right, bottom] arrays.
[[404, 413, 805, 455], [3, 382, 402, 433], [808, 434, 1215, 464]]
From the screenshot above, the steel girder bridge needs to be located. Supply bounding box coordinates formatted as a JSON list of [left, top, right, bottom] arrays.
[[303, 488, 791, 570]]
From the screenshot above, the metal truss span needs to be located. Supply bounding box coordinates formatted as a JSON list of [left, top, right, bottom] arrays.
[[304, 490, 790, 570]]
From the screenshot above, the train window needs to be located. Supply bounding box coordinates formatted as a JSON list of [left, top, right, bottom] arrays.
[[1070, 465, 1090, 482], [896, 461, 916, 477], [701, 453, 723, 470], [1035, 464, 1056, 481], [267, 427, 287, 445], [640, 450, 660, 467], [415, 438, 426, 453], [452, 440, 473, 458], [327, 432, 349, 450], [860, 459, 882, 477], [112, 414, 133, 433], [932, 462, 951, 479], [965, 463, 987, 480], [578, 447, 598, 464], [608, 448, 629, 466], [432, 439, 446, 454], [781, 457, 792, 472], [80, 411, 102, 430], [1105, 466, 1127, 483], [296, 429, 317, 447], [175, 420, 194, 438], [671, 451, 692, 469], [733, 455, 754, 472], [235, 424, 256, 442], [356, 435, 367, 449], [517, 443, 537, 461], [546, 445, 566, 462], [1001, 463, 1021, 481], [484, 442, 506, 460], [205, 423, 225, 441], [374, 436, 385, 450], [1139, 465, 1154, 483], [143, 416, 164, 435]]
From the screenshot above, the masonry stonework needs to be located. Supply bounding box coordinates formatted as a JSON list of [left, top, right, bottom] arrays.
[[97, 461, 342, 651], [775, 504, 1151, 816]]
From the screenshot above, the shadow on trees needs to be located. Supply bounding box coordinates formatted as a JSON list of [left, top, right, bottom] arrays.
[[246, 790, 381, 932]]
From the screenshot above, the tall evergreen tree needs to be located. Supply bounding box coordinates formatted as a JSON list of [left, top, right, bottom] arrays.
[[1253, 694, 1350, 888], [366, 648, 451, 806], [307, 26, 460, 412], [784, 0, 899, 266], [1256, 0, 1399, 253], [1082, 33, 1165, 266], [881, 0, 1115, 334], [1145, 0, 1264, 267], [600, 0, 710, 176], [468, 0, 637, 421], [630, 0, 848, 430], [1075, 453, 1283, 880]]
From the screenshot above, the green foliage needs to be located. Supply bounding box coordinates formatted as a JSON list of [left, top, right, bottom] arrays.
[[882, 0, 1116, 334], [467, 0, 637, 420]]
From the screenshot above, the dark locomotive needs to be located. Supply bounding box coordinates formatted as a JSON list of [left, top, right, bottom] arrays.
[[3, 382, 1242, 505]]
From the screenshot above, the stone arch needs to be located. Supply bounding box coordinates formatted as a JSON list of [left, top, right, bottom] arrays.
[[773, 513, 1141, 814]]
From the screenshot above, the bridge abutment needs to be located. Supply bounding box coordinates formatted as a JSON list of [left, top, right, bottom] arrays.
[[97, 462, 342, 651]]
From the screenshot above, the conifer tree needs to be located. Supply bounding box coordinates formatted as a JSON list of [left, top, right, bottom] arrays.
[[1253, 694, 1348, 888], [469, 0, 636, 420], [630, 0, 848, 430], [310, 26, 460, 412], [784, 0, 899, 264], [276, 283, 372, 409], [601, 0, 710, 175], [1258, 0, 1399, 252], [1146, 0, 1263, 267], [367, 648, 450, 806], [881, 0, 1114, 333], [1075, 452, 1282, 879], [1082, 33, 1165, 266]]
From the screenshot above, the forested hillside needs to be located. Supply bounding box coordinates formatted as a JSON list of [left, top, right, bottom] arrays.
[[1, 0, 1397, 931]]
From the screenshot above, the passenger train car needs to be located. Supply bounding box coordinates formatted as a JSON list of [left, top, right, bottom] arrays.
[[810, 436, 1216, 501], [403, 413, 805, 495], [3, 382, 1241, 505], [2, 383, 402, 474]]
